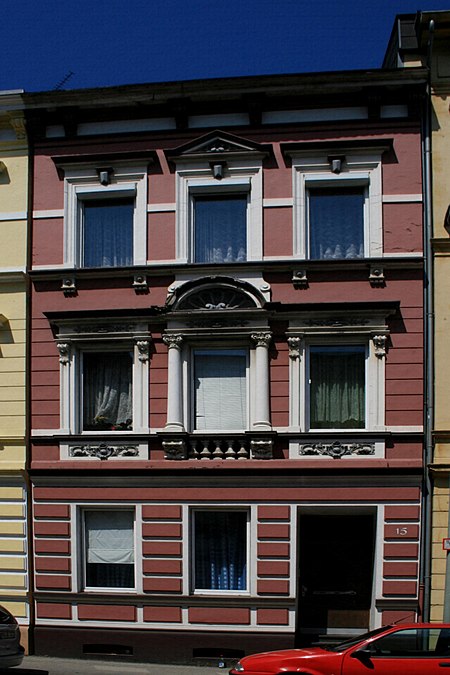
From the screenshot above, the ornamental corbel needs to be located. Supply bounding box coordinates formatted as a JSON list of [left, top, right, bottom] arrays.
[[57, 342, 71, 365], [369, 265, 385, 287], [162, 334, 184, 351], [287, 336, 303, 360], [136, 340, 151, 363], [372, 334, 388, 359], [292, 269, 308, 289], [251, 332, 272, 349], [61, 275, 77, 297]]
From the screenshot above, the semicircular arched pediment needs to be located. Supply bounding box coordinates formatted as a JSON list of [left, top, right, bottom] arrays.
[[171, 278, 263, 311]]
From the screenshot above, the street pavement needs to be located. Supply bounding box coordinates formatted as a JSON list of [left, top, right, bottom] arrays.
[[0, 655, 232, 675]]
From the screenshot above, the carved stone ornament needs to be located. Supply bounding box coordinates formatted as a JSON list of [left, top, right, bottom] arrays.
[[73, 323, 136, 334], [136, 340, 150, 362], [251, 332, 272, 348], [177, 286, 256, 311], [250, 438, 273, 459], [299, 440, 375, 459], [61, 276, 77, 297], [307, 317, 369, 327], [287, 337, 303, 360], [162, 439, 187, 460], [69, 443, 139, 460], [162, 334, 184, 350], [132, 274, 148, 293], [57, 342, 71, 365], [292, 270, 308, 289], [8, 115, 26, 140], [372, 334, 388, 358], [369, 265, 385, 287]]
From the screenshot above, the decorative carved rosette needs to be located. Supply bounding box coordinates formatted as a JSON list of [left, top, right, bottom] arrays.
[[69, 443, 139, 460], [299, 440, 375, 459]]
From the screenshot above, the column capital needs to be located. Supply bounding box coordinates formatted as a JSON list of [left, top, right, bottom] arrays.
[[251, 331, 272, 348], [163, 334, 184, 350]]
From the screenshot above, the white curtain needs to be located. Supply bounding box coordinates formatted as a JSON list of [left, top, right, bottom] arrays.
[[83, 198, 134, 267], [309, 187, 364, 259], [194, 350, 247, 430], [83, 352, 132, 430], [194, 195, 247, 263]]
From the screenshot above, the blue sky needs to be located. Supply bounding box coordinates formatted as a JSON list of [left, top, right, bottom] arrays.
[[3, 1, 450, 92]]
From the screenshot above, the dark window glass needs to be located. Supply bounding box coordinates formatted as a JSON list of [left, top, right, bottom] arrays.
[[83, 197, 134, 267], [194, 195, 247, 263], [194, 511, 247, 590], [83, 352, 132, 431], [310, 346, 365, 429], [309, 187, 364, 260]]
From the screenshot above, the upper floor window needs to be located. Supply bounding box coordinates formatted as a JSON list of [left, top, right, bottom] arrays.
[[169, 131, 266, 264], [82, 351, 133, 431], [309, 345, 365, 429], [308, 186, 365, 260], [194, 194, 247, 263], [194, 349, 247, 430], [82, 197, 134, 267], [63, 164, 147, 268], [290, 149, 384, 260]]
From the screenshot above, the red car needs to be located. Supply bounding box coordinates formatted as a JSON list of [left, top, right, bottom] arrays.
[[229, 623, 450, 675]]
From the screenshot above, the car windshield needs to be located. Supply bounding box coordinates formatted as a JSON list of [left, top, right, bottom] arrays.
[[324, 626, 392, 652]]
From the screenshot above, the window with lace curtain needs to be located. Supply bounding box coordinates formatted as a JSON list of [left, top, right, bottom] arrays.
[[82, 351, 133, 431], [308, 186, 365, 260], [193, 194, 247, 263], [82, 197, 134, 267], [193, 510, 248, 592], [83, 510, 135, 589]]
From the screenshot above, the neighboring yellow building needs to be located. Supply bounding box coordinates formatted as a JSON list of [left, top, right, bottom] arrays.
[[0, 92, 29, 648]]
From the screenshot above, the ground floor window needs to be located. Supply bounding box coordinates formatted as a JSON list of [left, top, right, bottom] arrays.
[[193, 510, 247, 592], [84, 510, 135, 589]]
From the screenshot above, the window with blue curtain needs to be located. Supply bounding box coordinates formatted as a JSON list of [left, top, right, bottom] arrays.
[[194, 349, 247, 430], [194, 511, 247, 591], [83, 197, 134, 267], [308, 186, 365, 260], [83, 351, 133, 431], [84, 510, 135, 588], [194, 194, 247, 263], [310, 345, 365, 429]]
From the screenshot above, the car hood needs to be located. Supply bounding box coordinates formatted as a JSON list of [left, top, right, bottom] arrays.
[[240, 646, 332, 668]]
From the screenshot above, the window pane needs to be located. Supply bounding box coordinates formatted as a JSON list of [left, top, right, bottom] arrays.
[[194, 511, 247, 591], [194, 350, 246, 430], [83, 198, 134, 267], [85, 511, 134, 588], [194, 195, 247, 263], [83, 352, 132, 430], [310, 346, 365, 428], [309, 187, 364, 260]]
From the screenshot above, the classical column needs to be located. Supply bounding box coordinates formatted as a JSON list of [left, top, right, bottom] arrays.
[[163, 334, 185, 431], [251, 332, 272, 430]]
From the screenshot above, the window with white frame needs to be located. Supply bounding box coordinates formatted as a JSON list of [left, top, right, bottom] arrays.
[[82, 350, 133, 431], [56, 325, 150, 435], [63, 164, 147, 268], [291, 151, 383, 260], [175, 164, 263, 263], [288, 317, 389, 434], [193, 348, 248, 430], [192, 510, 248, 592], [83, 509, 135, 589]]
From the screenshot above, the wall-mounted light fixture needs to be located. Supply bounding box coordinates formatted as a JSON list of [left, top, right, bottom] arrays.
[[97, 167, 114, 186]]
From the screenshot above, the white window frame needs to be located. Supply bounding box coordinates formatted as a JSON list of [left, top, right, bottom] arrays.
[[80, 507, 136, 592], [190, 507, 250, 596], [183, 343, 254, 434], [64, 164, 147, 268], [288, 324, 387, 435], [291, 152, 383, 259], [175, 158, 263, 263], [58, 331, 150, 436]]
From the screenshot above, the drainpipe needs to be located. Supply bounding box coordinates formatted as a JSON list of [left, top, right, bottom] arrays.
[[421, 18, 435, 623]]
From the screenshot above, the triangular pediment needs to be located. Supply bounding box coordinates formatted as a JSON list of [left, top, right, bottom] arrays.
[[165, 130, 270, 160]]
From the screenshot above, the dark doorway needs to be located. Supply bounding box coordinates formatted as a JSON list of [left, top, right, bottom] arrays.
[[296, 513, 375, 646]]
